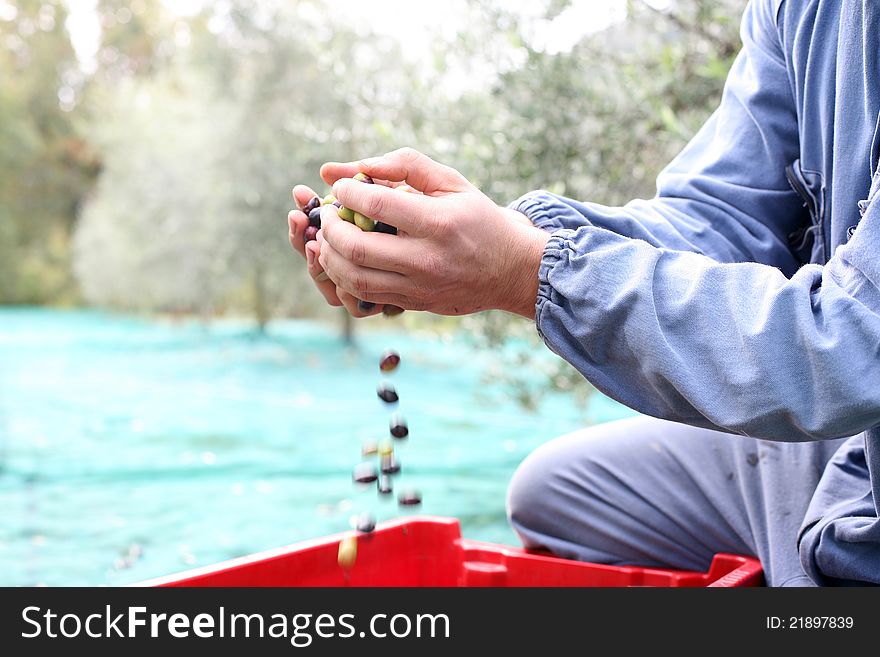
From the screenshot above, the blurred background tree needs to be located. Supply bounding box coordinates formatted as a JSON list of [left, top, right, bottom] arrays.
[[1, 0, 744, 406]]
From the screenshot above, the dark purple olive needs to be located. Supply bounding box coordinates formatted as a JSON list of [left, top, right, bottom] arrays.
[[382, 305, 405, 317], [358, 300, 376, 312], [356, 511, 376, 533], [304, 225, 319, 243], [377, 475, 393, 495], [374, 222, 398, 235], [377, 382, 398, 404], [379, 350, 400, 373], [390, 413, 408, 439], [308, 206, 322, 228], [353, 462, 378, 484], [380, 454, 400, 475], [398, 489, 422, 507], [353, 172, 374, 184], [302, 196, 321, 215], [333, 200, 342, 208]]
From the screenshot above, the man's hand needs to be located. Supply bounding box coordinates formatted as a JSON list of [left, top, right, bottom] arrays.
[[317, 147, 549, 318], [288, 185, 384, 317]]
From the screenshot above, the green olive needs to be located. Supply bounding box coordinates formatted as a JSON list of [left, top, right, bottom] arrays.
[[354, 212, 376, 231], [321, 194, 336, 206], [338, 206, 355, 222]]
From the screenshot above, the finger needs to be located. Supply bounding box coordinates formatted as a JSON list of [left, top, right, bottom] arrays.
[[318, 239, 412, 302], [320, 205, 415, 272], [320, 161, 403, 189], [336, 288, 383, 318], [330, 179, 437, 237], [320, 161, 361, 186], [305, 241, 343, 306], [293, 184, 321, 210], [358, 147, 470, 195], [288, 210, 309, 257]]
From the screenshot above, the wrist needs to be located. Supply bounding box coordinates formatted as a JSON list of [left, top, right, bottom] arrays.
[[497, 220, 550, 319], [501, 206, 534, 227]]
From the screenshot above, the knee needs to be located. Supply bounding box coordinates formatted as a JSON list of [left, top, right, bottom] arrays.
[[506, 440, 572, 548]]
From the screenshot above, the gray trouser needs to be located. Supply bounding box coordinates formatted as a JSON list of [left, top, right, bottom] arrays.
[[506, 416, 847, 586]]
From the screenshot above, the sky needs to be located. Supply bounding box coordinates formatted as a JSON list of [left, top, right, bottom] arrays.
[[61, 0, 652, 73]]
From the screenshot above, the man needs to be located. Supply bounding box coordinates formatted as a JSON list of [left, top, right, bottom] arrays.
[[288, 0, 880, 585]]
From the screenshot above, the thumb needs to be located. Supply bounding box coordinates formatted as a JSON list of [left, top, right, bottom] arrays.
[[358, 147, 470, 195]]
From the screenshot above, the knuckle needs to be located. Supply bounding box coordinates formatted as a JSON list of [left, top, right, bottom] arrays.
[[352, 270, 370, 296], [398, 146, 420, 162], [365, 190, 387, 219], [347, 236, 367, 266]]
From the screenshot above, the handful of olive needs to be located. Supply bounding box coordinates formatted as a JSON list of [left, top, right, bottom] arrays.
[[300, 174, 404, 316]]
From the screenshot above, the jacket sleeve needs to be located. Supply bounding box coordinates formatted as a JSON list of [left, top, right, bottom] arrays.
[[511, 0, 804, 275], [534, 200, 880, 442]]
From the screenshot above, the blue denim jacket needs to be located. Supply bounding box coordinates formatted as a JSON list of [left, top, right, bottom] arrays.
[[511, 0, 880, 584]]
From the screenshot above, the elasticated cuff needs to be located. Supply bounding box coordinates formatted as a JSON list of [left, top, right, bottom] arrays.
[[508, 190, 570, 233], [534, 229, 577, 344]]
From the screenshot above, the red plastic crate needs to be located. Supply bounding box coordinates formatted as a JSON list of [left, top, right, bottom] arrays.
[[139, 516, 763, 587]]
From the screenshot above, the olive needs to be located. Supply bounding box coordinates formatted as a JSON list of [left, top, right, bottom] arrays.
[[321, 194, 336, 206], [304, 225, 319, 243], [338, 206, 355, 222], [353, 172, 374, 184], [302, 196, 321, 215], [382, 305, 405, 317], [337, 535, 357, 568], [379, 350, 400, 373], [352, 462, 378, 484], [377, 382, 398, 404], [361, 440, 378, 457], [378, 441, 394, 457], [377, 475, 393, 495], [358, 300, 376, 312], [398, 489, 422, 506], [354, 212, 376, 232], [355, 511, 376, 534], [333, 200, 342, 208], [390, 413, 408, 439], [374, 222, 397, 235], [308, 206, 322, 228], [380, 454, 400, 475]]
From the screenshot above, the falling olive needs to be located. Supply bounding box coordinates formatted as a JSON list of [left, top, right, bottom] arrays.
[[398, 489, 422, 507], [379, 350, 401, 373], [337, 535, 358, 568], [377, 382, 398, 404], [352, 462, 378, 484], [380, 455, 401, 475], [390, 413, 408, 439], [356, 511, 376, 534], [377, 475, 393, 495]]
